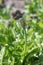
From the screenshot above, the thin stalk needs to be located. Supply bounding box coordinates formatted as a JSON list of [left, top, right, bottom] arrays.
[[24, 28, 27, 55]]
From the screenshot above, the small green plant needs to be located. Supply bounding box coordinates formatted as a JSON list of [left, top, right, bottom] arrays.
[[0, 0, 43, 65]]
